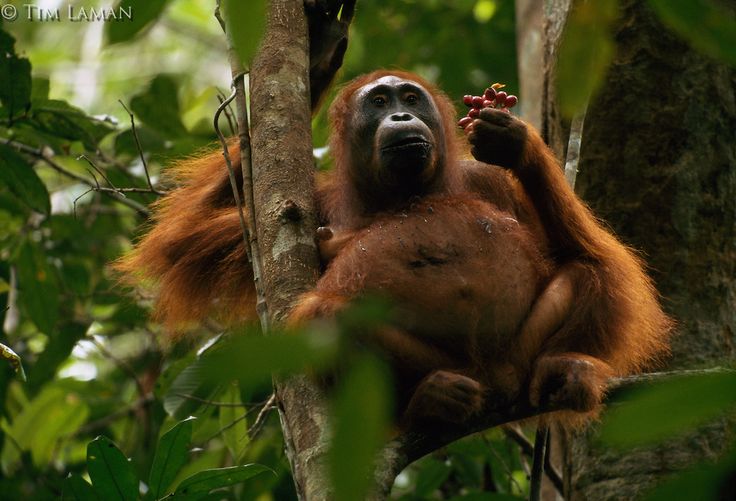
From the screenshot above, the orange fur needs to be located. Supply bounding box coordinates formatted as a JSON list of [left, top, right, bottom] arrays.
[[117, 71, 672, 425]]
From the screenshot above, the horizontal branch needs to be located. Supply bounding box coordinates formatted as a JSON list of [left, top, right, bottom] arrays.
[[0, 137, 151, 216], [372, 367, 734, 497]]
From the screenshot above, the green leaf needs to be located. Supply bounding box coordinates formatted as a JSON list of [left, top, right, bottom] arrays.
[[1, 386, 89, 469], [223, 0, 267, 67], [148, 417, 195, 499], [30, 99, 115, 150], [31, 78, 50, 101], [329, 356, 392, 501], [648, 0, 736, 66], [106, 0, 170, 44], [0, 144, 50, 215], [0, 343, 26, 382], [199, 328, 338, 388], [173, 464, 273, 498], [643, 449, 736, 501], [0, 29, 32, 118], [129, 75, 187, 137], [449, 494, 524, 501], [163, 356, 222, 420], [62, 474, 97, 501], [219, 381, 249, 462], [600, 370, 736, 448], [414, 457, 452, 497], [556, 0, 618, 118], [15, 240, 60, 334], [87, 436, 139, 501]]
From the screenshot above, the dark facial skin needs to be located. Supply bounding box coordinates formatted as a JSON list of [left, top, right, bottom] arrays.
[[349, 76, 446, 207]]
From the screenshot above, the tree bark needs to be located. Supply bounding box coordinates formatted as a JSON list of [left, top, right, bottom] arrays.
[[249, 1, 329, 499], [528, 1, 736, 499]]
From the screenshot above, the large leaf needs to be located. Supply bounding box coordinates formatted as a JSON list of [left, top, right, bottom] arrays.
[[600, 370, 736, 448], [87, 436, 139, 501], [648, 0, 736, 66], [223, 0, 267, 67], [0, 144, 50, 214], [30, 99, 115, 150], [163, 356, 222, 420], [129, 75, 187, 138], [218, 381, 249, 462], [147, 417, 195, 500], [15, 240, 60, 334], [173, 464, 273, 498], [62, 474, 97, 501], [556, 0, 618, 118], [199, 328, 338, 388], [643, 449, 736, 501], [1, 386, 89, 469], [329, 356, 392, 501], [0, 29, 31, 118], [106, 0, 170, 44]]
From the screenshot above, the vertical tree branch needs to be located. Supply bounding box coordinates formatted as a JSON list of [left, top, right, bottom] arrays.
[[248, 1, 328, 499]]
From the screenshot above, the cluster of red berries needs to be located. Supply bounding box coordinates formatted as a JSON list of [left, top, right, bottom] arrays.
[[458, 84, 518, 130]]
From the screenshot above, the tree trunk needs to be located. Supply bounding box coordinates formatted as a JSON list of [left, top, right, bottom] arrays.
[[249, 1, 330, 499], [525, 0, 736, 498]]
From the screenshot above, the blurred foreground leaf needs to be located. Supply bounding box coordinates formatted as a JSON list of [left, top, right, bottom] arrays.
[[222, 0, 267, 67], [557, 0, 618, 118], [199, 327, 338, 388], [600, 370, 736, 448], [648, 0, 736, 66], [329, 356, 392, 501], [643, 449, 736, 501]]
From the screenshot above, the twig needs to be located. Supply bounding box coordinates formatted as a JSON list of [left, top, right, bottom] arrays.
[[529, 425, 548, 501], [563, 103, 588, 190], [203, 393, 276, 444], [248, 393, 277, 439], [0, 137, 150, 216], [214, 0, 269, 329], [503, 425, 564, 495], [213, 85, 253, 265], [174, 393, 271, 408], [75, 394, 154, 436], [217, 91, 237, 136], [118, 100, 161, 194], [89, 337, 147, 398], [543, 429, 563, 495], [481, 434, 525, 495]]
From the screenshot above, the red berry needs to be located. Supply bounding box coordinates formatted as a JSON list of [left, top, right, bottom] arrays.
[[468, 108, 480, 118], [495, 91, 507, 106], [505, 95, 518, 108], [457, 116, 473, 129], [471, 96, 484, 108], [463, 95, 473, 107], [483, 87, 496, 100], [483, 99, 493, 108]]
